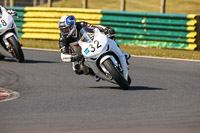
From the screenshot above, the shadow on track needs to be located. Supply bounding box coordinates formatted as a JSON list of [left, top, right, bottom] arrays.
[[1, 59, 59, 63], [24, 59, 59, 64], [128, 86, 166, 91], [89, 86, 166, 91]]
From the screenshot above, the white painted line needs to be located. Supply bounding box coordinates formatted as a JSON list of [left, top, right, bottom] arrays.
[[22, 47, 60, 52], [132, 55, 200, 62], [22, 47, 200, 63]]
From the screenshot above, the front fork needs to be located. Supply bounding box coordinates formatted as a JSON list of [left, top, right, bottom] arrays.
[[100, 55, 119, 75], [100, 55, 129, 81], [3, 33, 18, 55], [0, 33, 17, 58]]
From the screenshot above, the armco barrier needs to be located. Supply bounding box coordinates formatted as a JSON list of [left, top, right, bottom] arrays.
[[7, 7, 102, 40], [101, 11, 199, 50], [7, 7, 200, 50]]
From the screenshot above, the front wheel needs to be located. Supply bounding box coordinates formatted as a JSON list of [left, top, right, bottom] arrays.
[[7, 36, 24, 63], [103, 58, 130, 90]]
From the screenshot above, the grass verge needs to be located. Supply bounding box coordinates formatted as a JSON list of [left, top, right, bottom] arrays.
[[20, 38, 200, 60], [40, 0, 200, 14]]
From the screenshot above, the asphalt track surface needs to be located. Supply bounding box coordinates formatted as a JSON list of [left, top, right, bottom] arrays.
[[0, 49, 200, 133]]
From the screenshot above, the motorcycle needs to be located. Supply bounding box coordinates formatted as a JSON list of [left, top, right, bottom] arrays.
[[0, 7, 24, 62], [69, 27, 131, 90]]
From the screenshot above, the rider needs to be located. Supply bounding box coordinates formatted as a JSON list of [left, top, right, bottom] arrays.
[[58, 15, 130, 74], [0, 6, 17, 16]]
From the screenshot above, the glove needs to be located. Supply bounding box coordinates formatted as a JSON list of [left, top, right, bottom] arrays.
[[104, 27, 115, 34], [61, 53, 71, 62], [108, 28, 115, 34]]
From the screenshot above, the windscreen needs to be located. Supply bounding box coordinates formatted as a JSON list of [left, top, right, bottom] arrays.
[[79, 27, 94, 43], [0, 8, 2, 17]]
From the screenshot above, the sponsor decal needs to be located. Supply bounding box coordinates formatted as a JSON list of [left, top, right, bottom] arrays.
[[84, 48, 90, 55]]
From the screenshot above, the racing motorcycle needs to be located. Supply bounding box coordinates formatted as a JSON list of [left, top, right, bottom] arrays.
[[69, 27, 131, 90], [0, 7, 24, 62]]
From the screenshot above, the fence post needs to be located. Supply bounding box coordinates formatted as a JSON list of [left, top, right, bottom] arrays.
[[121, 0, 126, 11], [10, 0, 14, 7], [196, 15, 200, 50], [160, 0, 166, 13], [40, 0, 45, 5], [4, 0, 8, 6], [33, 0, 37, 6], [48, 0, 52, 7], [83, 0, 88, 8]]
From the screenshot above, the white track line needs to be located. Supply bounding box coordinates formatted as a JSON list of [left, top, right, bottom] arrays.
[[133, 55, 200, 62], [23, 47, 60, 52], [23, 47, 200, 63]]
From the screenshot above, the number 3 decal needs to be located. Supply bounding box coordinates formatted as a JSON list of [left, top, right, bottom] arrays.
[[89, 44, 95, 52], [89, 40, 102, 52]]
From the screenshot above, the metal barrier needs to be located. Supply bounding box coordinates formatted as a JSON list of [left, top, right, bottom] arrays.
[[7, 7, 102, 40], [7, 7, 200, 50], [101, 11, 199, 50]]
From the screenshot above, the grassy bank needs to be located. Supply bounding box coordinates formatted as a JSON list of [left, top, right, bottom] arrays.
[[40, 0, 200, 14], [20, 39, 200, 60]]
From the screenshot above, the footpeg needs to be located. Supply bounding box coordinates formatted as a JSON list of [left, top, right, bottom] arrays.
[[95, 76, 101, 82]]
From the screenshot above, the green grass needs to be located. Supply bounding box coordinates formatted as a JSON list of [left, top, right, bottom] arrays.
[[120, 45, 200, 60], [20, 39, 60, 50], [20, 39, 200, 60], [39, 0, 200, 14]]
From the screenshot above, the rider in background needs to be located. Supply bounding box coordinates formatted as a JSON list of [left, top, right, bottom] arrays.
[[0, 6, 17, 16], [58, 15, 130, 74]]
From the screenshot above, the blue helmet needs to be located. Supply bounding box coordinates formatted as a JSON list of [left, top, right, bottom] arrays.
[[58, 15, 76, 37]]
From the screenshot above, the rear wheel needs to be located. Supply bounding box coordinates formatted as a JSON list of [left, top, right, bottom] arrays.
[[103, 58, 129, 90], [7, 36, 24, 63]]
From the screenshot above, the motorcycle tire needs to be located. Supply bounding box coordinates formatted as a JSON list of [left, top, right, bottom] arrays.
[[103, 58, 130, 90], [128, 75, 132, 85], [7, 36, 24, 63]]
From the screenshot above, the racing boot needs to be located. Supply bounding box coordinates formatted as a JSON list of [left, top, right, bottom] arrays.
[[72, 62, 84, 75], [71, 54, 86, 75], [95, 75, 101, 82], [115, 43, 131, 63], [122, 51, 131, 64]]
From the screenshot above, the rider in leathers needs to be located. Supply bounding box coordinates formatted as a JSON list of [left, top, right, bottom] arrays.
[[0, 6, 17, 16], [58, 15, 130, 75]]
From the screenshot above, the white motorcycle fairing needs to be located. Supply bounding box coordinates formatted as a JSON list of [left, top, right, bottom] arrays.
[[78, 28, 129, 87], [0, 7, 24, 62]]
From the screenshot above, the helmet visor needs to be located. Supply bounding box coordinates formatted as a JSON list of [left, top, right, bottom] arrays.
[[60, 27, 70, 34]]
